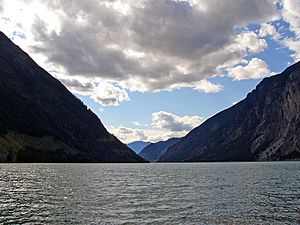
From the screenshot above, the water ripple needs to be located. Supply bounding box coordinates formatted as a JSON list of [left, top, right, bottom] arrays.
[[0, 162, 299, 224]]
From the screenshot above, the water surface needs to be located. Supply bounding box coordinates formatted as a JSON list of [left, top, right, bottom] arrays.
[[0, 162, 299, 224]]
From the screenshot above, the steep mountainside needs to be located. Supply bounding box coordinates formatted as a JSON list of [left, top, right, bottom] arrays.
[[160, 62, 300, 162], [127, 141, 151, 154], [139, 138, 180, 161], [0, 31, 145, 163]]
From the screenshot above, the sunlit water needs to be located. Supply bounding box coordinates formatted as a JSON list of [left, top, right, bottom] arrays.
[[0, 162, 299, 225]]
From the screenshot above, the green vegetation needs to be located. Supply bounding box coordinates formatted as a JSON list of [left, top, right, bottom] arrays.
[[0, 132, 90, 162]]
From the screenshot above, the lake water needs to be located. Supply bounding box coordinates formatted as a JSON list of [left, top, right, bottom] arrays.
[[0, 162, 299, 225]]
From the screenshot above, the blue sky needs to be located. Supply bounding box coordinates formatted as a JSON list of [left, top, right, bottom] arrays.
[[1, 0, 300, 143]]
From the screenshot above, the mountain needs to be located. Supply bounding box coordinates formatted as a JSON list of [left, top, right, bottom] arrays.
[[0, 31, 146, 163], [139, 138, 181, 161], [127, 141, 151, 154], [160, 62, 300, 162]]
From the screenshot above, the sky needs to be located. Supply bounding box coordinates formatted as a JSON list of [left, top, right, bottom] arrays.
[[1, 0, 300, 144]]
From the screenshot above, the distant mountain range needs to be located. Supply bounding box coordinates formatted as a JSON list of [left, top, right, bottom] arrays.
[[160, 62, 300, 162], [1, 30, 299, 163], [0, 31, 145, 163], [139, 138, 180, 161], [127, 141, 151, 154]]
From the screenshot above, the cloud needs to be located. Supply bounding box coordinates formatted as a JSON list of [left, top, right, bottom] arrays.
[[284, 38, 300, 60], [0, 0, 279, 96], [152, 111, 203, 132], [143, 129, 186, 143], [259, 23, 281, 40], [109, 127, 148, 144], [235, 31, 268, 53], [132, 121, 148, 127], [281, 0, 300, 36], [228, 58, 272, 80], [281, 0, 300, 61], [109, 126, 187, 144], [193, 79, 223, 93], [109, 110, 204, 143], [91, 83, 130, 106], [59, 78, 130, 106], [59, 78, 95, 95]]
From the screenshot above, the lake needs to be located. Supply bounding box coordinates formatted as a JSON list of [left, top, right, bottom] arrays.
[[0, 162, 299, 224]]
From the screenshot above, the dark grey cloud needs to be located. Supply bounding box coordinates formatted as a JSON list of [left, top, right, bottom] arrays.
[[29, 0, 278, 92], [32, 20, 140, 80], [58, 78, 95, 94]]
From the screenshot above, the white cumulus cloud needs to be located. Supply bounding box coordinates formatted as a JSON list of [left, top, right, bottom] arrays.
[[109, 126, 187, 143], [235, 31, 268, 53], [281, 0, 300, 61], [259, 23, 281, 40], [109, 111, 204, 143], [91, 83, 130, 106], [152, 111, 203, 132], [193, 79, 223, 93], [59, 78, 130, 106], [109, 127, 147, 144], [228, 58, 272, 80]]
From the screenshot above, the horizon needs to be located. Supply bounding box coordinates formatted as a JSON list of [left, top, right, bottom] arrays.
[[1, 0, 300, 144]]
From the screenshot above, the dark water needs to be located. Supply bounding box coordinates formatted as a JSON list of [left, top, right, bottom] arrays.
[[0, 162, 299, 225]]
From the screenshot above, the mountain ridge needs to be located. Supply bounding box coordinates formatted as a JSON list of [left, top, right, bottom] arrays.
[[139, 138, 180, 161], [127, 141, 152, 154], [0, 31, 146, 163], [159, 62, 300, 162]]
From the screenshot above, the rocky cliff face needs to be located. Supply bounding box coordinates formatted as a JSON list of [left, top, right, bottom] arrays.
[[139, 138, 180, 161], [160, 62, 300, 162], [0, 31, 146, 163]]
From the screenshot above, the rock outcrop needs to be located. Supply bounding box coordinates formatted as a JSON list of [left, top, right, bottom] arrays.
[[160, 62, 300, 162]]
